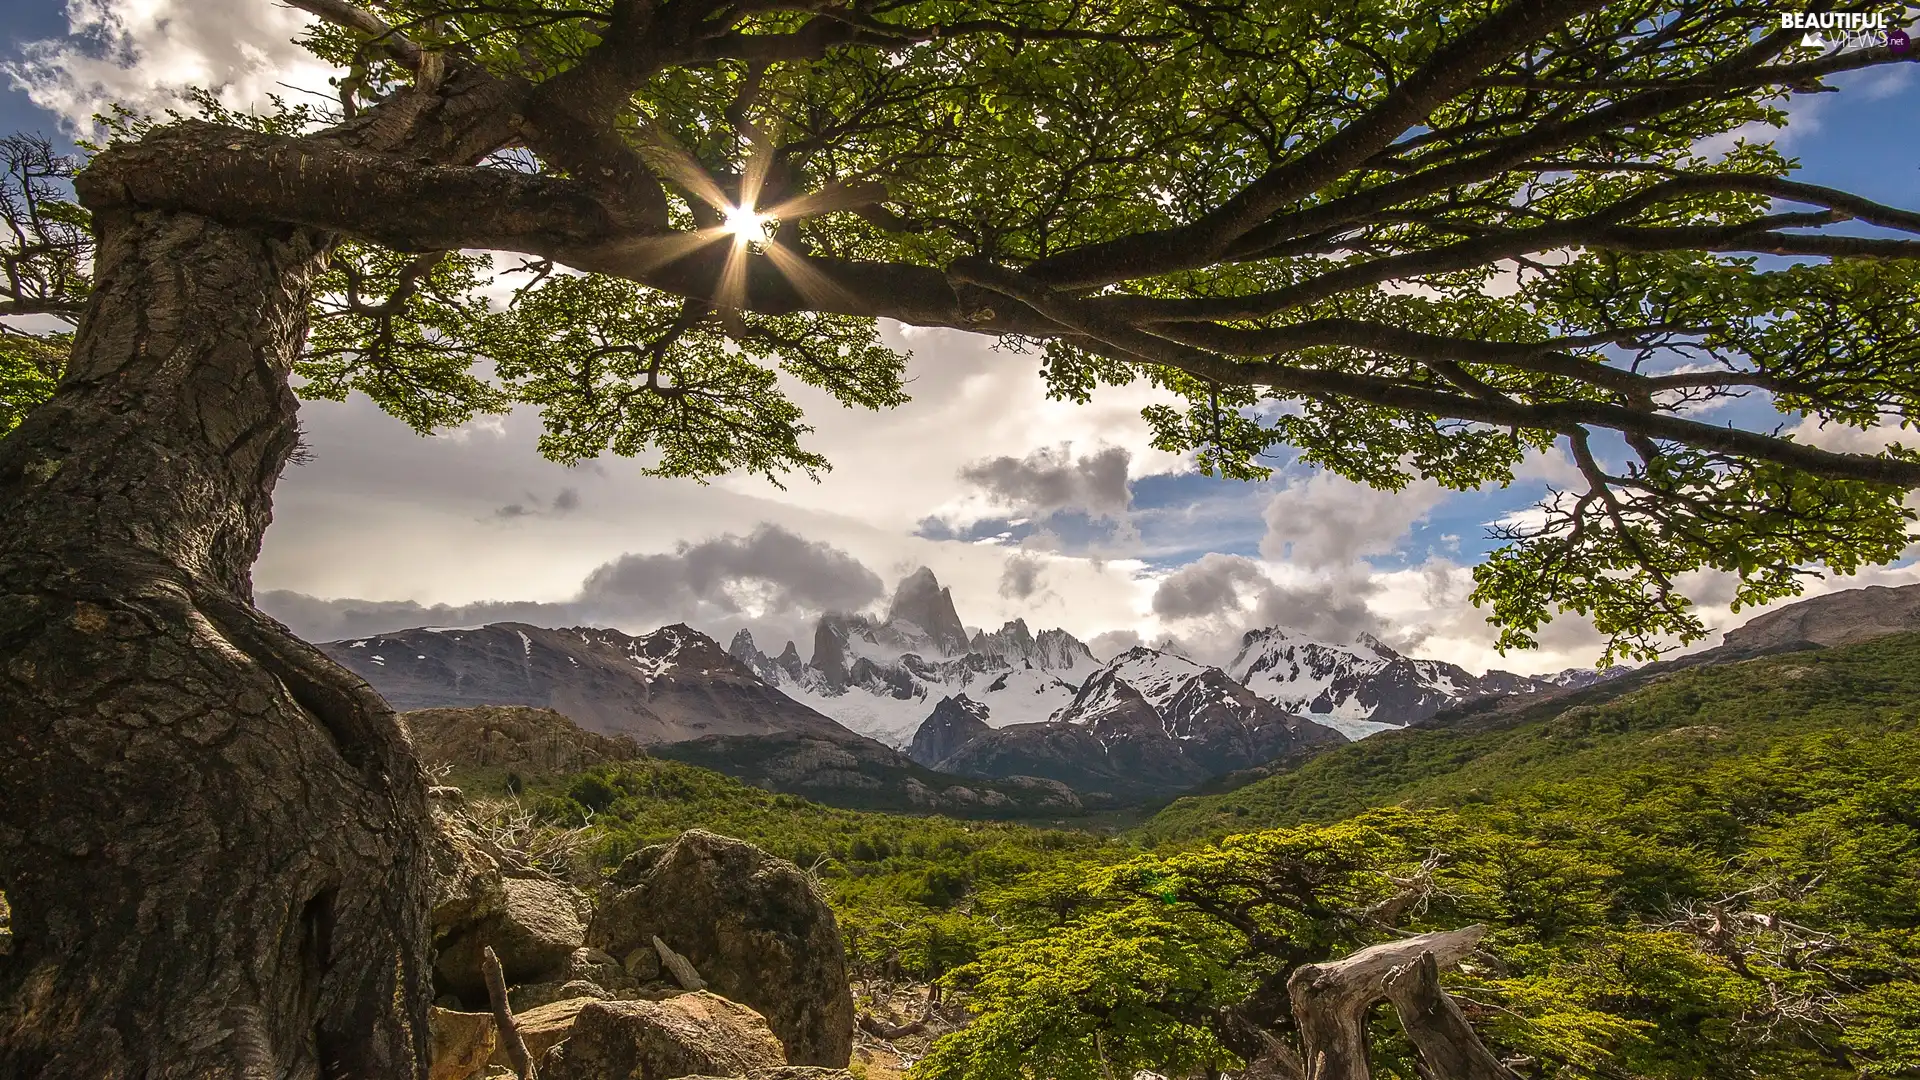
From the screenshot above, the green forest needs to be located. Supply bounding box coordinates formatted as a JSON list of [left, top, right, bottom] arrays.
[[486, 633, 1920, 1079]]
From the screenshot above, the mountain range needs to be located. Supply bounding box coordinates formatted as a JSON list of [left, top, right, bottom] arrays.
[[319, 565, 1640, 809], [316, 621, 1082, 816], [727, 566, 1604, 748], [728, 567, 1100, 745]]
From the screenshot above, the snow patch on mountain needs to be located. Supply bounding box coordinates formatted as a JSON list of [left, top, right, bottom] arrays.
[[727, 568, 1095, 746], [1227, 626, 1584, 735]]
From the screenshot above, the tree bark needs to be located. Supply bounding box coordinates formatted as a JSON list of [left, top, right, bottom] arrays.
[[0, 204, 435, 1077], [1382, 952, 1522, 1080], [1287, 926, 1486, 1080]]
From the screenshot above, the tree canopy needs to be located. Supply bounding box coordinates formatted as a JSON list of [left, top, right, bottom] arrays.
[[8, 0, 1920, 658]]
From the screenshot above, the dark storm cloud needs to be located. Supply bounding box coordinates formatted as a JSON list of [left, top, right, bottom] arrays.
[[582, 523, 885, 616], [259, 523, 884, 644], [1150, 553, 1270, 619], [1087, 629, 1144, 659], [1250, 575, 1392, 644], [494, 487, 582, 520], [959, 445, 1132, 519], [1145, 553, 1396, 663], [257, 592, 578, 643], [998, 552, 1048, 600]]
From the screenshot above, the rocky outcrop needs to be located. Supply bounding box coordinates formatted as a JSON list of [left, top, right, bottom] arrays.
[[811, 617, 854, 690], [423, 808, 869, 1078], [969, 618, 1099, 675], [425, 788, 592, 1004], [730, 630, 806, 684], [740, 570, 1096, 747], [587, 830, 856, 1067], [1719, 582, 1920, 652], [428, 1007, 495, 1080], [495, 995, 600, 1068], [404, 704, 643, 777], [540, 993, 789, 1080], [886, 567, 972, 657], [436, 875, 590, 1002], [907, 695, 992, 767], [426, 788, 510, 943]]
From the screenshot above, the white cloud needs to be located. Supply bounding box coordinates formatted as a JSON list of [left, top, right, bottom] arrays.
[[256, 353, 1164, 651], [8, 0, 336, 130], [1260, 473, 1447, 567], [1789, 414, 1919, 455], [724, 324, 1188, 534]]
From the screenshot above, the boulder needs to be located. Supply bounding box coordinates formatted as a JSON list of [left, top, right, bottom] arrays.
[[437, 875, 590, 1002], [489, 995, 597, 1069], [588, 830, 855, 1067], [622, 945, 663, 982], [508, 978, 611, 1014], [428, 1007, 496, 1080], [426, 791, 508, 941], [539, 993, 788, 1080], [568, 945, 640, 994]]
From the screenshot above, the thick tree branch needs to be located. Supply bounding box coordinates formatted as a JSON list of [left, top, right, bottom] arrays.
[[1382, 952, 1523, 1080], [1022, 0, 1611, 286], [1524, 167, 1920, 236], [948, 256, 1920, 489], [284, 0, 423, 67], [1091, 194, 1853, 326], [1220, 39, 1892, 266], [76, 123, 1062, 333]]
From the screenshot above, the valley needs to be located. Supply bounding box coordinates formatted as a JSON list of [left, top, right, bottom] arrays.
[[407, 587, 1920, 1080]]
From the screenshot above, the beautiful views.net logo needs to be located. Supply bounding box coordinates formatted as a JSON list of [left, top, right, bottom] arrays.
[[1779, 11, 1912, 54]]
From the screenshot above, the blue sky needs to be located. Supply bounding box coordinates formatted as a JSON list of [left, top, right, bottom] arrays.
[[3, 3, 1918, 672]]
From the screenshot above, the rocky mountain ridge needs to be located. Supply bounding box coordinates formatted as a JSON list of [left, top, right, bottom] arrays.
[[912, 644, 1348, 801], [727, 568, 1099, 745], [734, 567, 1610, 749], [326, 567, 1630, 809], [327, 626, 1085, 817], [323, 622, 851, 745], [1228, 627, 1613, 739]]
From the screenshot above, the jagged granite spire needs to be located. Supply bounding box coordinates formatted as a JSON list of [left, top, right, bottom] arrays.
[[886, 566, 970, 656]]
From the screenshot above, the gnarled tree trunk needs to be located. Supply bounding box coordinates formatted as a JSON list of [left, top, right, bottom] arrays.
[[0, 204, 435, 1077], [1288, 926, 1521, 1080]]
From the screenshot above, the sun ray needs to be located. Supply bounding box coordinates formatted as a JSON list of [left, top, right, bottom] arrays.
[[714, 228, 754, 315], [596, 226, 732, 276], [760, 179, 889, 223], [736, 113, 784, 213], [633, 127, 732, 213], [761, 242, 859, 312]]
